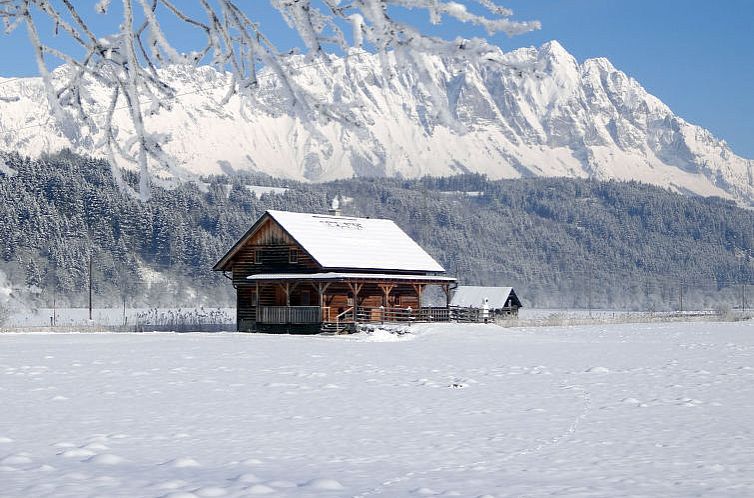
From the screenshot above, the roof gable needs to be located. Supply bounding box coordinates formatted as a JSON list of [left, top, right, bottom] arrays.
[[450, 286, 522, 308], [267, 210, 445, 273]]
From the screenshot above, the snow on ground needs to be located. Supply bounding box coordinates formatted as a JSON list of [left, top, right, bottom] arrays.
[[1, 321, 753, 497]]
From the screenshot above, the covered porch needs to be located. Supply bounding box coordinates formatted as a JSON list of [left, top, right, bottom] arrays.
[[241, 272, 457, 333]]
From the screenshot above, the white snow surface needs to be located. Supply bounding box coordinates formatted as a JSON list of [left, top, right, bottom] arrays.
[[1, 41, 753, 205], [1, 321, 753, 497], [267, 210, 445, 272]]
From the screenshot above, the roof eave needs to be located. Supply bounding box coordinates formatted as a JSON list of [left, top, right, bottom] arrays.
[[211, 212, 272, 272], [212, 210, 328, 272]]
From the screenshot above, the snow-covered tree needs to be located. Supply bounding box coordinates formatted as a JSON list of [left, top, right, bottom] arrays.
[[0, 1, 538, 199]]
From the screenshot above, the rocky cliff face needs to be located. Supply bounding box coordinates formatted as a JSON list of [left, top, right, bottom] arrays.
[[1, 40, 752, 205]]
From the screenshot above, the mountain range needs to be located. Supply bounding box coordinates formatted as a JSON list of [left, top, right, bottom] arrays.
[[1, 40, 752, 205]]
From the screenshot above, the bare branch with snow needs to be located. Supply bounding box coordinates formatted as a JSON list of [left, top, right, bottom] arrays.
[[0, 0, 539, 199]]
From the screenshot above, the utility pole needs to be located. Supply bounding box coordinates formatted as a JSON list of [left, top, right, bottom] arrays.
[[587, 267, 593, 318], [735, 251, 744, 311], [51, 260, 57, 327], [88, 252, 93, 321], [679, 279, 683, 313]]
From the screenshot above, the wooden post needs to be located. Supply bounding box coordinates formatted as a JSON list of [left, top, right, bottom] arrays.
[[347, 282, 363, 322], [275, 282, 292, 307], [317, 282, 331, 321], [378, 283, 396, 322], [277, 282, 291, 324], [378, 283, 396, 306], [254, 281, 260, 330], [412, 283, 425, 309]]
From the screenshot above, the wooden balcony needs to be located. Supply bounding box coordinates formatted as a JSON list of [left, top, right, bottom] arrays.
[[257, 306, 321, 324]]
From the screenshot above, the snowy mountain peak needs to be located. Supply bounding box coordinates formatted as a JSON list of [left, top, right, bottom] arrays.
[[538, 40, 577, 66], [0, 41, 752, 205]]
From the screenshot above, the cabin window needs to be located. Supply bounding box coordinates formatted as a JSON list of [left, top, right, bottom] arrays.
[[301, 290, 311, 306], [251, 290, 258, 306], [289, 248, 299, 264], [254, 249, 261, 264]]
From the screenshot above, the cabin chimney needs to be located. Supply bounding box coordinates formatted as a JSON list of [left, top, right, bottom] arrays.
[[328, 197, 341, 216]]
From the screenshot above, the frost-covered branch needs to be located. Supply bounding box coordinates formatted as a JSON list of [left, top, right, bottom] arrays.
[[0, 0, 539, 199]]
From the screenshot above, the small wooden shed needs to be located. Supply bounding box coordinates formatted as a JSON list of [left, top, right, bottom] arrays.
[[450, 286, 523, 317], [213, 209, 456, 333]]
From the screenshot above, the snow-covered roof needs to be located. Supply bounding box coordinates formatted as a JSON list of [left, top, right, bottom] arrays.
[[264, 210, 445, 272], [246, 272, 455, 282], [450, 286, 521, 309]]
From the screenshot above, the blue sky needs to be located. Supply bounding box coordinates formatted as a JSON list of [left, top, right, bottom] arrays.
[[1, 1, 752, 157]]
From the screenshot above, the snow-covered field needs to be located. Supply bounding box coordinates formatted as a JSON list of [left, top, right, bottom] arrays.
[[1, 321, 753, 497]]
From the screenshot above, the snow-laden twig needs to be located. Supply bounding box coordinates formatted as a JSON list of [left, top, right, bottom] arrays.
[[0, 1, 539, 199]]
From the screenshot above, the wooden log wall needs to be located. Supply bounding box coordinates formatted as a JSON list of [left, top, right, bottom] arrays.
[[237, 285, 256, 331], [231, 219, 319, 286]]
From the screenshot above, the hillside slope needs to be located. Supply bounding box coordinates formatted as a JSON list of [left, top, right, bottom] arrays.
[[1, 152, 752, 310]]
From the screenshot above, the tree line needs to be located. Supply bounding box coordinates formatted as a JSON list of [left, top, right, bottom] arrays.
[[1, 151, 752, 310]]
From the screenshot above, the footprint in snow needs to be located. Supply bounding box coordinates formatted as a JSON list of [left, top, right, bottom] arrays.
[[245, 484, 276, 495], [164, 457, 201, 468], [161, 492, 199, 498], [81, 442, 110, 451], [59, 448, 96, 458], [194, 486, 227, 497], [155, 480, 189, 490], [1, 453, 32, 465], [62, 472, 90, 480], [301, 478, 345, 491], [86, 454, 125, 465], [585, 366, 610, 373], [52, 442, 76, 448], [233, 472, 262, 483], [412, 488, 440, 495], [266, 480, 297, 488]]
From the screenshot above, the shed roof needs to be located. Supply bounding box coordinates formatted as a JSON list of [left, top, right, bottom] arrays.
[[213, 210, 445, 273], [450, 286, 522, 309]]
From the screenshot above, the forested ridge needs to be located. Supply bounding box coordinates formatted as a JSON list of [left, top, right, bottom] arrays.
[[1, 151, 752, 310]]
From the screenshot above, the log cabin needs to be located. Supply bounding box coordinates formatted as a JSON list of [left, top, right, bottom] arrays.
[[213, 209, 456, 333]]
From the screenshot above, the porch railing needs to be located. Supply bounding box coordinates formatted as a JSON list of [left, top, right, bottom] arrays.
[[258, 306, 321, 324], [256, 305, 506, 326], [352, 306, 453, 323]]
